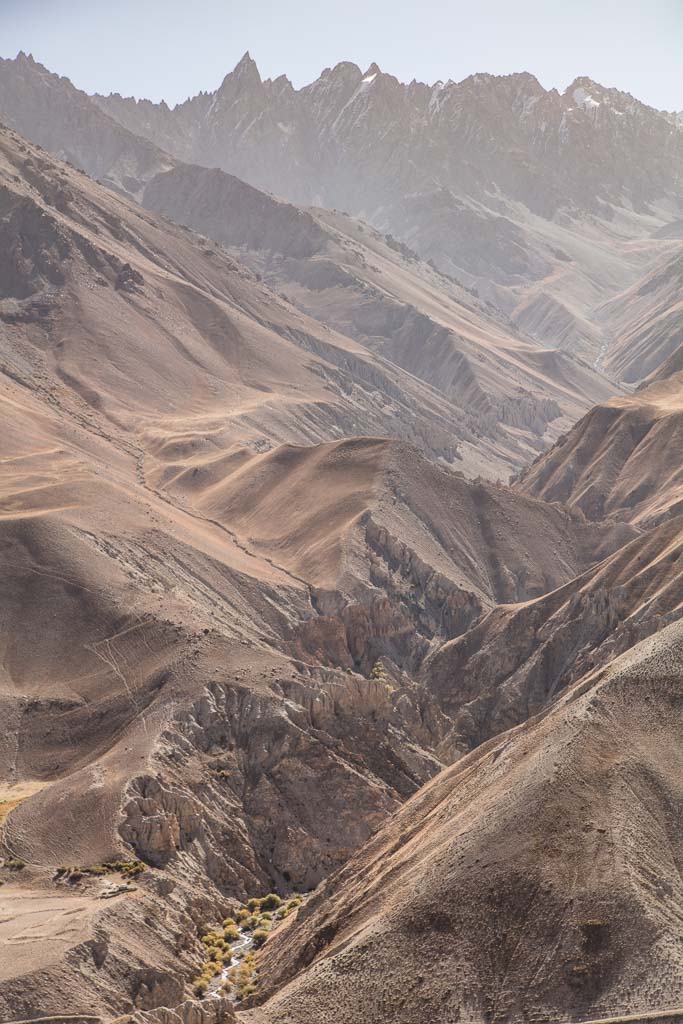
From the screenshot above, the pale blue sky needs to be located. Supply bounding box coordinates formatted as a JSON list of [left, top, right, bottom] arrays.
[[1, 0, 681, 111]]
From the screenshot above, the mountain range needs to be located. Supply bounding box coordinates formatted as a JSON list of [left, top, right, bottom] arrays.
[[0, 48, 681, 1024]]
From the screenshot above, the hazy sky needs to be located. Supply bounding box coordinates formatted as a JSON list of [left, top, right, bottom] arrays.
[[1, 0, 682, 110]]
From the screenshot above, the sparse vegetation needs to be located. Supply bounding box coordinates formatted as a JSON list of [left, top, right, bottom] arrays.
[[191, 892, 305, 1001], [258, 892, 282, 911], [228, 950, 259, 1001], [252, 928, 269, 949], [5, 858, 26, 870], [53, 860, 145, 881]]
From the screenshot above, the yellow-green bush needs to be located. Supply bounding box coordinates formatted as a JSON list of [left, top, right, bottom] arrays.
[[252, 928, 269, 949]]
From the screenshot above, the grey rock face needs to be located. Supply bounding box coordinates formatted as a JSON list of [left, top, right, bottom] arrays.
[[91, 58, 683, 285]]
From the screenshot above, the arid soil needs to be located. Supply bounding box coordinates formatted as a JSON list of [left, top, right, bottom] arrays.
[[246, 624, 683, 1024], [518, 364, 683, 526], [0, 59, 681, 1024]]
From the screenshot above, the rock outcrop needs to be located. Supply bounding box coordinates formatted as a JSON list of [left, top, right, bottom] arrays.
[[114, 997, 236, 1024], [248, 624, 683, 1024]]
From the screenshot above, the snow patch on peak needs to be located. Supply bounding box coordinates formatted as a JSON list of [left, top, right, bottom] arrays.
[[361, 73, 377, 85], [573, 87, 600, 109]]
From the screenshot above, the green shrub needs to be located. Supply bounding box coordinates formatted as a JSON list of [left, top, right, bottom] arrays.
[[242, 914, 259, 931], [223, 924, 239, 941], [252, 928, 269, 949], [193, 978, 209, 996], [259, 893, 282, 911], [223, 916, 237, 928], [5, 858, 26, 870], [120, 860, 145, 878]]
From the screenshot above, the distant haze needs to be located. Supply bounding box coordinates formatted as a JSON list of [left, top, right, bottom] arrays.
[[1, 0, 682, 111]]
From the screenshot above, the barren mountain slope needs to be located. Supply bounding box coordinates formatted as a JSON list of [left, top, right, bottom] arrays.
[[174, 436, 627, 601], [157, 434, 630, 677], [0, 124, 632, 1019], [0, 121, 461, 1017], [91, 54, 683, 369], [0, 51, 172, 195], [143, 165, 618, 457], [245, 622, 683, 1024], [421, 511, 683, 757], [1, 61, 682, 1024], [598, 245, 683, 383], [0, 52, 623, 478], [0, 121, 503, 472], [517, 364, 683, 526]]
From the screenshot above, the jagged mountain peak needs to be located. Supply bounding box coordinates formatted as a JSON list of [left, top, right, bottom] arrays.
[[235, 48, 255, 69], [362, 62, 382, 80], [319, 61, 363, 79], [218, 49, 263, 90]]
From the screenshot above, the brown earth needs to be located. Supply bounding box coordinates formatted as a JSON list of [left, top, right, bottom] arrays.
[[245, 623, 683, 1024], [0, 75, 681, 1024], [0, 52, 629, 480], [0, 123, 634, 1019], [517, 364, 683, 527]]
